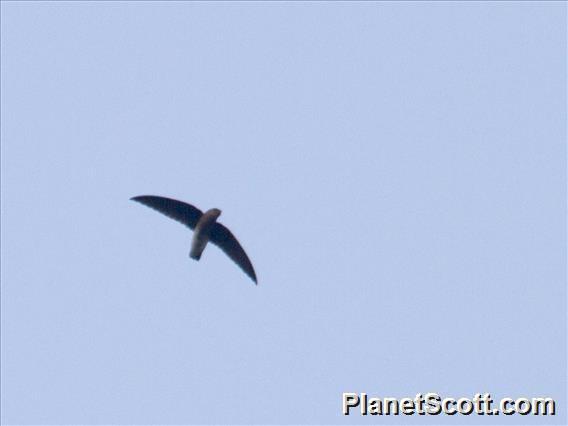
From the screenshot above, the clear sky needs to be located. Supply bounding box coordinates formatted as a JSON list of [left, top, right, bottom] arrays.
[[1, 2, 565, 425]]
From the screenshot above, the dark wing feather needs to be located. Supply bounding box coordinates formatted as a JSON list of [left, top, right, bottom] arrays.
[[209, 223, 257, 284], [131, 195, 203, 230]]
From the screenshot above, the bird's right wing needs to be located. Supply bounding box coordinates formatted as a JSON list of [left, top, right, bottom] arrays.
[[131, 195, 203, 230], [209, 222, 257, 284]]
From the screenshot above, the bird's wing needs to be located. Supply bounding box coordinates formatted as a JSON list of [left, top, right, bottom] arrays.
[[131, 195, 203, 230], [209, 222, 257, 284]]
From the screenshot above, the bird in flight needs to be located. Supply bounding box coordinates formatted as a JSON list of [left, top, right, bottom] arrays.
[[131, 195, 257, 284]]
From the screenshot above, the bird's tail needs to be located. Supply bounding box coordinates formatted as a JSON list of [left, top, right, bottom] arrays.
[[189, 251, 201, 261]]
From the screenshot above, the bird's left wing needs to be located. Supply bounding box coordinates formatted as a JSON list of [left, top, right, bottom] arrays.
[[131, 195, 203, 230], [209, 223, 257, 284]]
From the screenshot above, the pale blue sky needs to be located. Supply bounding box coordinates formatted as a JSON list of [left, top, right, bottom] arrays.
[[1, 2, 566, 425]]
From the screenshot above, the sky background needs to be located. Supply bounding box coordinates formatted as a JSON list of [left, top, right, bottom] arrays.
[[1, 2, 566, 425]]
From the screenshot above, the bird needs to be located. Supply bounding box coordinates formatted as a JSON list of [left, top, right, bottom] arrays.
[[131, 195, 257, 284]]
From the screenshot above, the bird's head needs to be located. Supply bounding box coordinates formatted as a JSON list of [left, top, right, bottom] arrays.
[[208, 208, 222, 219]]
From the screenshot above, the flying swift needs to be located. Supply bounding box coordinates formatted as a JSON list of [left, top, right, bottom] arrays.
[[131, 195, 257, 284]]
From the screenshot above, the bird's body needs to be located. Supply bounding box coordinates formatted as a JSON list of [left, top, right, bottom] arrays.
[[190, 208, 221, 260], [131, 196, 257, 284]]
